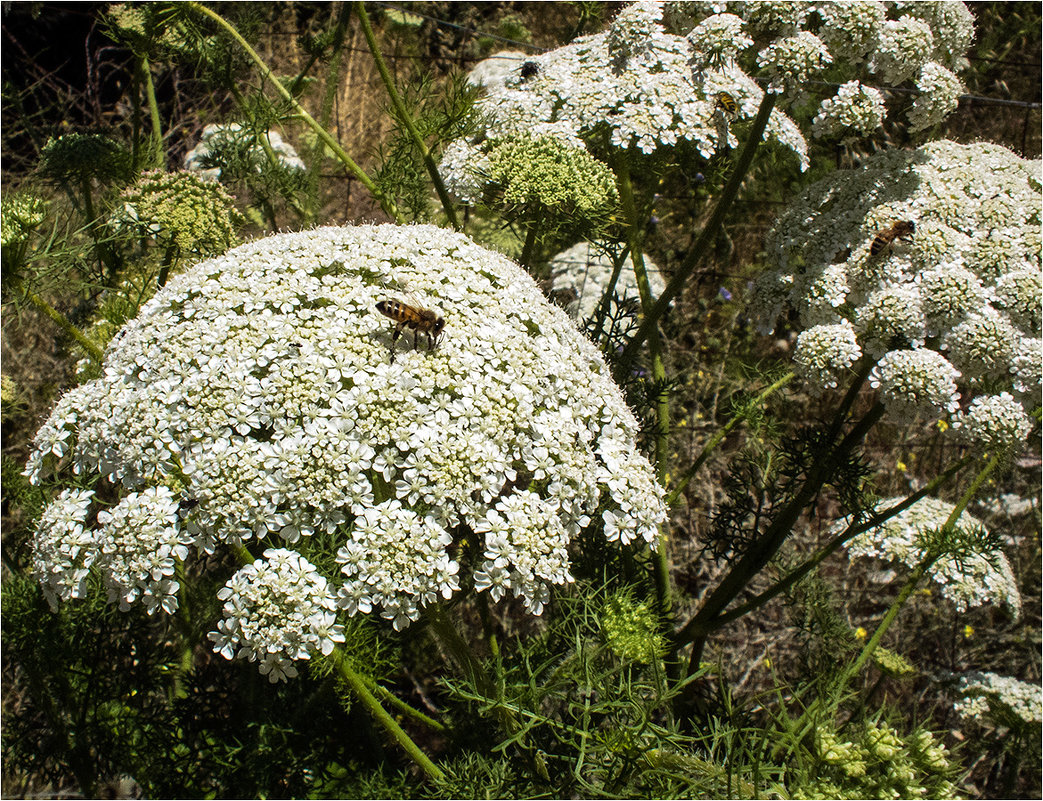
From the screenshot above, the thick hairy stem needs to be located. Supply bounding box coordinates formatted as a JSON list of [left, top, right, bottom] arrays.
[[353, 2, 460, 230], [616, 92, 777, 373], [332, 651, 446, 782], [182, 2, 403, 223], [140, 54, 165, 169]]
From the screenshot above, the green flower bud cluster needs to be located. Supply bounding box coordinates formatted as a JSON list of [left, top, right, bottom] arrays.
[[600, 593, 664, 664], [795, 720, 959, 799], [113, 169, 243, 257], [0, 194, 47, 247], [38, 133, 133, 186]]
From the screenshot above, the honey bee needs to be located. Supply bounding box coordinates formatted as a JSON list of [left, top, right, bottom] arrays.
[[870, 220, 916, 257], [715, 91, 738, 114], [376, 298, 445, 355]]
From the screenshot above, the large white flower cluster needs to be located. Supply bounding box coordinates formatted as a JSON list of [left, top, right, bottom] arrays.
[[839, 497, 1021, 616], [26, 225, 666, 658], [548, 241, 666, 321], [184, 123, 305, 181], [442, 1, 809, 177], [952, 671, 1043, 727], [756, 141, 1040, 448]]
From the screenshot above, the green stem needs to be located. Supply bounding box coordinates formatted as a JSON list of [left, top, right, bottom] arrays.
[[665, 371, 795, 508], [615, 158, 672, 617], [332, 650, 445, 782], [139, 54, 165, 169], [589, 245, 630, 342], [616, 92, 777, 374], [182, 1, 403, 224], [20, 283, 104, 364], [353, 2, 460, 230], [519, 208, 543, 272], [367, 677, 447, 733], [304, 3, 352, 223]]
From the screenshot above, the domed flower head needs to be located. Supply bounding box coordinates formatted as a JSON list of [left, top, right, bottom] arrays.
[[113, 169, 244, 257], [907, 62, 964, 133], [838, 496, 1021, 616], [758, 140, 1040, 443], [811, 81, 885, 139], [209, 548, 343, 683], [26, 224, 667, 675]]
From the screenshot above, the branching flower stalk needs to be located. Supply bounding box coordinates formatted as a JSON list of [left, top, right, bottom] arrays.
[[353, 2, 460, 230], [181, 2, 403, 224], [674, 396, 887, 675], [330, 649, 446, 782], [712, 454, 973, 630]]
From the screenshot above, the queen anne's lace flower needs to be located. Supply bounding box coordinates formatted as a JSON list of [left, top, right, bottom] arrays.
[[870, 15, 935, 83], [96, 486, 191, 615], [440, 2, 808, 179], [209, 548, 343, 682], [761, 140, 1040, 433], [466, 50, 529, 90], [548, 241, 665, 320], [811, 81, 885, 139], [686, 13, 751, 68], [756, 31, 832, 93], [907, 62, 964, 133], [184, 123, 305, 181], [26, 225, 667, 653], [869, 349, 961, 420], [955, 392, 1033, 453], [895, 0, 975, 71], [952, 671, 1043, 727], [813, 1, 885, 60], [793, 321, 862, 390], [840, 497, 1021, 616], [30, 489, 97, 610]]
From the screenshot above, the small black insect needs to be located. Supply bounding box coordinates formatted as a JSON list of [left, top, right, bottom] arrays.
[[519, 60, 540, 80]]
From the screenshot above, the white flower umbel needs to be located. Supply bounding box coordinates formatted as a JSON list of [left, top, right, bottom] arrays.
[[96, 486, 191, 615], [793, 321, 862, 391], [30, 488, 97, 610], [811, 81, 885, 139], [758, 140, 1041, 440], [756, 31, 832, 93], [209, 548, 343, 683], [26, 225, 667, 644], [954, 393, 1033, 453], [466, 50, 530, 90], [813, 1, 885, 61], [548, 241, 666, 321], [952, 671, 1043, 727], [184, 123, 305, 181], [870, 15, 934, 83], [840, 496, 1022, 616], [907, 62, 964, 133]]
